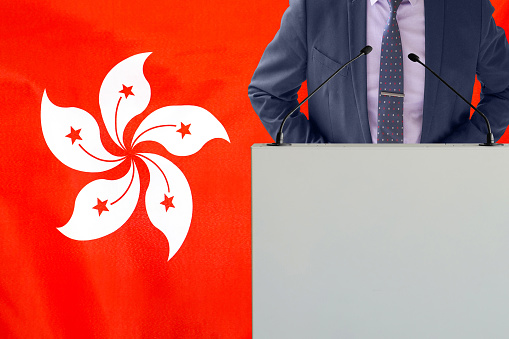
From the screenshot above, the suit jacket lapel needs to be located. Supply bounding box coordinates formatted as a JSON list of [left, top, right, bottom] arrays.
[[347, 0, 371, 142], [421, 0, 445, 142]]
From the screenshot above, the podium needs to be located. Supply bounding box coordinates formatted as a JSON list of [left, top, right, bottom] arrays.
[[252, 144, 509, 339]]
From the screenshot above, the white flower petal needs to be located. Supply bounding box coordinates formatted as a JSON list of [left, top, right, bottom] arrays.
[[99, 52, 152, 148], [132, 105, 229, 156], [58, 162, 140, 241], [41, 91, 123, 173], [140, 153, 192, 261]]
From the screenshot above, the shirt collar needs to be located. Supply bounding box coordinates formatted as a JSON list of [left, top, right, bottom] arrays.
[[370, 0, 418, 6]]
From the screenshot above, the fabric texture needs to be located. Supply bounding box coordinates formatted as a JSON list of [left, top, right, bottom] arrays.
[[377, 0, 405, 143], [367, 0, 425, 143]]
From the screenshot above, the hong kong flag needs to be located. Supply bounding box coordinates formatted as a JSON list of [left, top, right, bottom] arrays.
[[1, 0, 508, 338]]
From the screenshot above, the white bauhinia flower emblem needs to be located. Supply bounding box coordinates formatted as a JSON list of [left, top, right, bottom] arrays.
[[41, 53, 229, 260]]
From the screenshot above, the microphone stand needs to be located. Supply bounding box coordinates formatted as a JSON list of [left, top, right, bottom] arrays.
[[408, 53, 501, 146], [269, 46, 373, 146]]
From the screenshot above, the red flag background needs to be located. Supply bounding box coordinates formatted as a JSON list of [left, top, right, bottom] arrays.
[[0, 0, 508, 337]]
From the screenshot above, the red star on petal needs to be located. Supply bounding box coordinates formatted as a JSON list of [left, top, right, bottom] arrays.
[[176, 122, 191, 139], [65, 127, 82, 144], [119, 84, 134, 99], [92, 199, 109, 216], [160, 194, 175, 212]]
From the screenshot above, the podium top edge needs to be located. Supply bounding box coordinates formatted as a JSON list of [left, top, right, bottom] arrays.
[[251, 143, 505, 149]]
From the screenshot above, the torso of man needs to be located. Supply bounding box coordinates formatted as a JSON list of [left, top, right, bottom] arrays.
[[249, 0, 509, 144]]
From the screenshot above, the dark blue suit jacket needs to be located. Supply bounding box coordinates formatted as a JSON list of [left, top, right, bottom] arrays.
[[248, 0, 509, 143]]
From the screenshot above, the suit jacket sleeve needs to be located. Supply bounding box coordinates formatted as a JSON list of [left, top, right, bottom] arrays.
[[248, 0, 326, 143], [443, 0, 509, 143]]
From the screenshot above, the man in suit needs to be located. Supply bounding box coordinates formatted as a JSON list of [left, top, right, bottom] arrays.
[[248, 0, 509, 143]]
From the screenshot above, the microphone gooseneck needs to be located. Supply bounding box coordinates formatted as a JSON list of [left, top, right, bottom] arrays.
[[408, 53, 500, 146], [269, 46, 373, 146]]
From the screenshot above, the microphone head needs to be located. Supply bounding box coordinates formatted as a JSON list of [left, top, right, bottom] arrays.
[[408, 53, 420, 62], [360, 45, 373, 55]]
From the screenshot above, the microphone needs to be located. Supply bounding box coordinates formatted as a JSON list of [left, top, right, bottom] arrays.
[[408, 53, 501, 146], [269, 46, 373, 146]]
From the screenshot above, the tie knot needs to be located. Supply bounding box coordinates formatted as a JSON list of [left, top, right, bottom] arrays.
[[388, 0, 402, 12]]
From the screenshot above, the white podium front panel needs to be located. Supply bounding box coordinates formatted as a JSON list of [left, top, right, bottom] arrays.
[[252, 144, 509, 339]]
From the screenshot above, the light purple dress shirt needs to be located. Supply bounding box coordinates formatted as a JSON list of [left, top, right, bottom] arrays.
[[366, 0, 426, 143]]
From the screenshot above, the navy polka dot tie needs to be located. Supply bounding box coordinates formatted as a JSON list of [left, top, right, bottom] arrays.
[[377, 0, 404, 143]]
